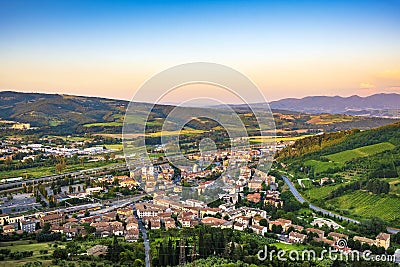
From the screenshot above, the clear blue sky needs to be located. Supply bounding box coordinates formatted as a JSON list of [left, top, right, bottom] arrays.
[[0, 0, 399, 102]]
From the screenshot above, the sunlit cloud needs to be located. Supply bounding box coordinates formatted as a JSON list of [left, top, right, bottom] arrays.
[[359, 83, 375, 89]]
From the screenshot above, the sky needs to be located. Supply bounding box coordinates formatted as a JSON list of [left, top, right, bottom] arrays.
[[0, 0, 399, 103]]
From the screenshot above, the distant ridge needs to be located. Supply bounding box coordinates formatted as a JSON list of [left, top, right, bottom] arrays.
[[269, 93, 400, 117]]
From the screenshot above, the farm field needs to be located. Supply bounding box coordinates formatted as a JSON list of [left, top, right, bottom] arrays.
[[249, 135, 312, 144], [304, 142, 395, 175], [84, 121, 123, 127], [326, 190, 400, 227], [302, 184, 342, 202], [0, 240, 58, 267], [325, 142, 395, 164], [304, 159, 341, 174]]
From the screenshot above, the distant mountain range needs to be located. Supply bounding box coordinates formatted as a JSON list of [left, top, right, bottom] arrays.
[[269, 93, 400, 117], [0, 91, 399, 135]]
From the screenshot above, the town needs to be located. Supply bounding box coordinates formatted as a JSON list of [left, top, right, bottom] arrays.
[[1, 139, 399, 266]]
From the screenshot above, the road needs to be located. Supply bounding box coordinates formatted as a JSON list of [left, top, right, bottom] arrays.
[[132, 203, 151, 267], [282, 175, 360, 224], [282, 175, 400, 234]]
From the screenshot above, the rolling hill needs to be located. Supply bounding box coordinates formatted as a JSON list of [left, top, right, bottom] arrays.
[[269, 93, 400, 117], [0, 91, 398, 135]]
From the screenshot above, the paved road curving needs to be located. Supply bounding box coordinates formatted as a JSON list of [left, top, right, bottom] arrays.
[[282, 175, 400, 234]]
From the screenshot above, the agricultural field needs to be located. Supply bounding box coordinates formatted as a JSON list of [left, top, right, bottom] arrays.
[[302, 184, 342, 202], [84, 121, 123, 127], [384, 178, 400, 196], [325, 142, 395, 164], [326, 190, 400, 227], [306, 114, 354, 125], [249, 135, 312, 144], [105, 143, 123, 151], [0, 240, 59, 267], [147, 129, 205, 137], [304, 159, 341, 174]]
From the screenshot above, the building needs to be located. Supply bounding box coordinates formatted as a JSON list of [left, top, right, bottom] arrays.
[[246, 193, 261, 203], [11, 123, 30, 130], [40, 213, 65, 227], [87, 245, 108, 257], [376, 233, 391, 249], [328, 232, 348, 242], [3, 225, 15, 234], [20, 219, 36, 233], [354, 236, 376, 247], [289, 231, 306, 244], [306, 228, 325, 238]]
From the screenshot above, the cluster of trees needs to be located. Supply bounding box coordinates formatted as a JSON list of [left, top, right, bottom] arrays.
[[0, 249, 33, 261], [326, 179, 390, 200], [152, 225, 276, 266]]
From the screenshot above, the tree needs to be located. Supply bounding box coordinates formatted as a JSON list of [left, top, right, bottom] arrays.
[[42, 223, 51, 234], [53, 248, 68, 259], [79, 157, 85, 167], [259, 219, 268, 227]]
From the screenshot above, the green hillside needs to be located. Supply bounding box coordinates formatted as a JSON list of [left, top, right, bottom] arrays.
[[326, 142, 396, 164], [279, 122, 400, 227], [1, 91, 398, 136]]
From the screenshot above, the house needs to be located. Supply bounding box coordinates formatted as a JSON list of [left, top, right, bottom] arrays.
[[376, 233, 391, 249], [288, 231, 306, 244], [40, 213, 65, 227], [201, 217, 227, 228], [328, 232, 348, 242], [125, 229, 139, 242], [306, 228, 325, 238], [246, 193, 261, 203], [85, 187, 103, 195], [87, 245, 108, 256], [354, 236, 376, 247], [3, 225, 15, 234], [268, 219, 292, 232], [251, 225, 267, 236], [102, 212, 117, 221], [163, 218, 176, 229], [117, 207, 133, 217], [288, 224, 304, 233], [314, 237, 335, 246], [311, 218, 341, 230], [149, 219, 161, 230], [126, 222, 139, 231], [233, 222, 245, 231], [50, 225, 65, 233], [248, 180, 263, 191]]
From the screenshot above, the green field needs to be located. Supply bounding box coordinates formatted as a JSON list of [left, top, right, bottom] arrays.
[[271, 242, 309, 251], [304, 159, 341, 174], [302, 184, 342, 201], [105, 143, 123, 151], [326, 190, 400, 226], [84, 121, 123, 127], [325, 142, 395, 164], [0, 240, 58, 267]]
